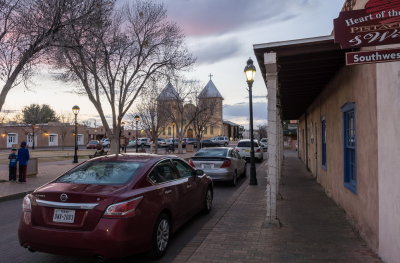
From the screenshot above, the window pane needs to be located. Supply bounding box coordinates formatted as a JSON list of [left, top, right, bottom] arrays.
[[56, 161, 143, 185]]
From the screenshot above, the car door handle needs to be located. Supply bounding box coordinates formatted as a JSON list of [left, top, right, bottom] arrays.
[[186, 184, 192, 189], [164, 190, 172, 194]]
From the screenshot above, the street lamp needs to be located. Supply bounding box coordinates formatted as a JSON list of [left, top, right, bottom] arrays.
[[31, 124, 36, 150], [172, 121, 175, 153], [72, 105, 80, 163], [244, 58, 257, 185], [134, 115, 140, 153]]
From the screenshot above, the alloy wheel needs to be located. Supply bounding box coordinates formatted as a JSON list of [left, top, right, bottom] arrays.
[[156, 218, 170, 252]]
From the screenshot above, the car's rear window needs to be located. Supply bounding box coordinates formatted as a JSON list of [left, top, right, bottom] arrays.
[[195, 148, 228, 157], [55, 161, 143, 185], [237, 141, 259, 147]]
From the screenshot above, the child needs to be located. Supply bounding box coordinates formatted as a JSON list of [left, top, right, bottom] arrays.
[[8, 148, 17, 182]]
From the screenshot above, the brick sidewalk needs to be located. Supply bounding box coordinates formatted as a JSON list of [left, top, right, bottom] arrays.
[[174, 150, 382, 263]]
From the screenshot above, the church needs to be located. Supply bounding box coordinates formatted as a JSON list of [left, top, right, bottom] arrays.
[[157, 77, 224, 140]]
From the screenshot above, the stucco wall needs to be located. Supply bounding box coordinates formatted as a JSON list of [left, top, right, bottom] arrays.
[[297, 62, 379, 251], [376, 56, 400, 263]]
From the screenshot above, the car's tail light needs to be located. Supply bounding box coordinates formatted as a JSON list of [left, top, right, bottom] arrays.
[[221, 159, 231, 168], [256, 148, 262, 153], [188, 159, 196, 167], [103, 196, 143, 218], [22, 195, 32, 212]]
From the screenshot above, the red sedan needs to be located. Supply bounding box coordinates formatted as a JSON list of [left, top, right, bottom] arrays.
[[18, 154, 213, 261]]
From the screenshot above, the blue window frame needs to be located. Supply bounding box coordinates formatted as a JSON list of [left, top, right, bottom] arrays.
[[342, 103, 357, 193], [321, 117, 327, 170]]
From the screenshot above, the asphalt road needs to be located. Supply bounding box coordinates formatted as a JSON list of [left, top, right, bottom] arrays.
[[0, 155, 265, 263]]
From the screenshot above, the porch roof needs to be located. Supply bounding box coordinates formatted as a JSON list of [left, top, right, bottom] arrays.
[[253, 35, 351, 120]]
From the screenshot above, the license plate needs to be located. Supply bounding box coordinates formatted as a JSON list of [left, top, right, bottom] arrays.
[[53, 209, 75, 223], [244, 150, 250, 152], [202, 164, 214, 169]]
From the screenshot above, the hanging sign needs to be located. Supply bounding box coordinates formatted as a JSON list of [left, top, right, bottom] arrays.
[[334, 0, 400, 49], [346, 47, 400, 65]]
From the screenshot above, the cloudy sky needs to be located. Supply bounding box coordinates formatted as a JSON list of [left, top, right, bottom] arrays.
[[2, 0, 344, 128]]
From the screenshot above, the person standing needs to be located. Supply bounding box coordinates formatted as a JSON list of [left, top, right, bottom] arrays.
[[8, 148, 17, 182], [18, 141, 30, 183]]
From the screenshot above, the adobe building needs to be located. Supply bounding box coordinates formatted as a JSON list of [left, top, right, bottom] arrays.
[[254, 0, 400, 262]]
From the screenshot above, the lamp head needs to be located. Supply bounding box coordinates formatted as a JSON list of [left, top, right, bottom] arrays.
[[72, 105, 80, 115], [244, 58, 256, 83]]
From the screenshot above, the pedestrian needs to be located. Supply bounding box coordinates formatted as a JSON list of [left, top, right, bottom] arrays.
[[18, 141, 30, 183], [8, 147, 17, 182]]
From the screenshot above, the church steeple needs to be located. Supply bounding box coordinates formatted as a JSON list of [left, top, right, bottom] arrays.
[[198, 75, 223, 99]]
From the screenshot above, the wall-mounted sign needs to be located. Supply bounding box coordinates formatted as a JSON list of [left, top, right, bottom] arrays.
[[334, 0, 400, 49], [346, 48, 400, 65]]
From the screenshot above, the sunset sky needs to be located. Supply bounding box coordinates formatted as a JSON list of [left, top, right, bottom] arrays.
[[2, 0, 344, 128]]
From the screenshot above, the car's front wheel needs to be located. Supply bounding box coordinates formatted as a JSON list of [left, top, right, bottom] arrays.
[[149, 213, 170, 259], [202, 187, 213, 214]]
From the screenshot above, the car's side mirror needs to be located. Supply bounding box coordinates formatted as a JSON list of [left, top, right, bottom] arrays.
[[194, 169, 204, 176]]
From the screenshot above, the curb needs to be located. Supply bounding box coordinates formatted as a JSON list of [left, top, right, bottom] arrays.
[[0, 190, 32, 202]]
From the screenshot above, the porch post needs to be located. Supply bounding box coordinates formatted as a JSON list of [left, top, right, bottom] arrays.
[[265, 52, 280, 225]]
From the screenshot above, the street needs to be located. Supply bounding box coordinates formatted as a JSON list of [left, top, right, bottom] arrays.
[[0, 155, 265, 263]]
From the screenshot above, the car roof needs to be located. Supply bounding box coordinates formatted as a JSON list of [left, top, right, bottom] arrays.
[[87, 153, 180, 165], [238, 139, 259, 142], [198, 147, 233, 150]]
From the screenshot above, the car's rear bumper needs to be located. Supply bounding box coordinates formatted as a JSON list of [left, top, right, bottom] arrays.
[[18, 212, 151, 259]]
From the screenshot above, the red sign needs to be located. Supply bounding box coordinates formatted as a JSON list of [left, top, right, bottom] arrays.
[[334, 0, 400, 49], [346, 48, 400, 65]]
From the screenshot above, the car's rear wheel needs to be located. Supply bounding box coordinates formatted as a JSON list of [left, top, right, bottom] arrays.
[[224, 142, 228, 146], [231, 171, 238, 186], [149, 213, 170, 259], [202, 187, 213, 214]]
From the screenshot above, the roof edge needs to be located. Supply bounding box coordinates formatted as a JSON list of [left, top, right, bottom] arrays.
[[253, 35, 334, 50]]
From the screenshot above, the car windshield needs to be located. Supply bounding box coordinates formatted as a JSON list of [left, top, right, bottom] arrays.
[[55, 161, 143, 185], [89, 141, 98, 144], [195, 148, 228, 157], [237, 141, 259, 147]]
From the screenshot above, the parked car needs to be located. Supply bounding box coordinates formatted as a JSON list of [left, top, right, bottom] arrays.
[[100, 138, 110, 148], [260, 138, 268, 151], [184, 138, 198, 148], [150, 138, 167, 147], [200, 139, 220, 147], [18, 154, 213, 261], [128, 138, 150, 148], [86, 140, 100, 149], [210, 136, 229, 146], [164, 138, 179, 147], [235, 139, 264, 162], [188, 147, 246, 186]]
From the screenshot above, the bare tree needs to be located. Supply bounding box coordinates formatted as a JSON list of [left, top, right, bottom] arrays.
[[56, 113, 74, 150], [0, 0, 113, 112], [56, 0, 194, 153], [133, 80, 169, 153], [190, 97, 220, 147], [257, 124, 268, 140]]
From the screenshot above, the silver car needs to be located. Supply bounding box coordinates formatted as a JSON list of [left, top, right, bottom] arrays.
[[235, 139, 264, 162], [188, 147, 246, 186]]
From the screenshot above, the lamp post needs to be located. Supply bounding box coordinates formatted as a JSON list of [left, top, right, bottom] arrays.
[[172, 121, 175, 152], [244, 58, 258, 185], [31, 124, 36, 150], [134, 115, 140, 153], [72, 105, 80, 163]]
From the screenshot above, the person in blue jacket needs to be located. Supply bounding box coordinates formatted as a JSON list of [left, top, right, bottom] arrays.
[[18, 141, 30, 183]]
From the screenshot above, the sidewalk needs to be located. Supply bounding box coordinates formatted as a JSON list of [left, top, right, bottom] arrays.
[[174, 150, 382, 263], [0, 151, 194, 201]]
